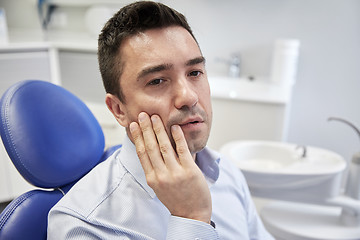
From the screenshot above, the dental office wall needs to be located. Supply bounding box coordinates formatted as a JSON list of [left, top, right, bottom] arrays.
[[166, 0, 360, 165], [1, 0, 360, 164]]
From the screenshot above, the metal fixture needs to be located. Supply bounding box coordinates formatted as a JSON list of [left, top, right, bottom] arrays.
[[296, 145, 307, 158], [216, 54, 241, 78], [328, 116, 360, 201]]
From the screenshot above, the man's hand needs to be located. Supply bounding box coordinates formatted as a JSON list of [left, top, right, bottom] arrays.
[[129, 112, 212, 224]]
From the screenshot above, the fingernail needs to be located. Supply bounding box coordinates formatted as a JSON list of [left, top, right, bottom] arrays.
[[171, 125, 180, 132], [129, 122, 137, 133], [151, 115, 158, 124], [138, 112, 146, 122]]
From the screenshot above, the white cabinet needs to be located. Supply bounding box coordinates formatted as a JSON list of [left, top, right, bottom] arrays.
[[207, 78, 291, 151], [0, 44, 125, 203], [0, 47, 52, 202], [0, 141, 34, 202], [58, 49, 125, 148], [0, 143, 12, 202], [59, 50, 104, 103], [209, 98, 286, 150], [0, 49, 52, 96]]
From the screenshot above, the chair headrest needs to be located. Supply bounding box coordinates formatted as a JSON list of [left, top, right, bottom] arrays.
[[0, 80, 105, 188]]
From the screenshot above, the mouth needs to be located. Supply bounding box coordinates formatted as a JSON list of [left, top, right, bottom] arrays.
[[179, 117, 204, 127]]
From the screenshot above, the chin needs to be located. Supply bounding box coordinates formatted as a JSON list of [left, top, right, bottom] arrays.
[[187, 139, 207, 155], [186, 130, 210, 155]]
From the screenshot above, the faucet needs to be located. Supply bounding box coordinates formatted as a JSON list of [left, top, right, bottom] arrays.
[[37, 0, 57, 30], [328, 116, 360, 200], [296, 145, 307, 158], [216, 54, 241, 78], [326, 116, 360, 227], [228, 55, 241, 78]]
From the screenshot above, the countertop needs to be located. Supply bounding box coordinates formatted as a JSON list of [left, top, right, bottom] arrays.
[[0, 29, 293, 105]]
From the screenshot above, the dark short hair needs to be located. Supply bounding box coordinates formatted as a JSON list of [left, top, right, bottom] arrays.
[[98, 1, 197, 103]]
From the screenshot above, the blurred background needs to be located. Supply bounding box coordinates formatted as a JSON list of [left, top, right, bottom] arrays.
[[1, 0, 359, 159], [0, 0, 359, 215]]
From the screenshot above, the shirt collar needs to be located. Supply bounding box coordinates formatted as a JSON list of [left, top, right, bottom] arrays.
[[118, 136, 156, 198], [118, 135, 221, 198], [196, 147, 220, 186]]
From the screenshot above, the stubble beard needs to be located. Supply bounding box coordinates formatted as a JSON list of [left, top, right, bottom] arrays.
[[166, 106, 212, 156]]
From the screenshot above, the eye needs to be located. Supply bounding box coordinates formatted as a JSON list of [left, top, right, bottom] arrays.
[[188, 71, 202, 77], [148, 78, 164, 86]]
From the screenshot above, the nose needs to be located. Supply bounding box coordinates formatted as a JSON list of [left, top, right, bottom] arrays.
[[174, 78, 198, 110]]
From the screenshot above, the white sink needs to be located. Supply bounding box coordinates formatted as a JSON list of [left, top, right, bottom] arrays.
[[208, 76, 291, 104], [220, 141, 347, 202]]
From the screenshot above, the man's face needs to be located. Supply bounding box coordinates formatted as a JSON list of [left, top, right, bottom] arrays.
[[108, 26, 212, 154]]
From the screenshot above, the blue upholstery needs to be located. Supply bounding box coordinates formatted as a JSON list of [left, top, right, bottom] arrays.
[[0, 190, 64, 240], [0, 80, 121, 240], [0, 80, 105, 188]]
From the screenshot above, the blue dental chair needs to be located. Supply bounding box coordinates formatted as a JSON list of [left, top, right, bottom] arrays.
[[0, 80, 121, 240]]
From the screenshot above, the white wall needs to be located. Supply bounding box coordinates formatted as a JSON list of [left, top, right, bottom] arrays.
[[0, 0, 40, 29], [163, 0, 360, 163], [1, 0, 360, 163]]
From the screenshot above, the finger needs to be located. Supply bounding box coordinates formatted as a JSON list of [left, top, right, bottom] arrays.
[[129, 121, 153, 174], [138, 112, 166, 172], [171, 125, 194, 166], [151, 115, 179, 169]]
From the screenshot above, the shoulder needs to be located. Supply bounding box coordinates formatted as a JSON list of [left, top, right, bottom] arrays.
[[215, 149, 250, 191], [51, 149, 127, 219]]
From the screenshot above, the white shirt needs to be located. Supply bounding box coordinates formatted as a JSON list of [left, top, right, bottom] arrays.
[[47, 136, 274, 240]]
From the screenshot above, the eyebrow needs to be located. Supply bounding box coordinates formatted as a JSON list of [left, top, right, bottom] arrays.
[[138, 63, 173, 79], [186, 56, 206, 66], [137, 56, 206, 80]]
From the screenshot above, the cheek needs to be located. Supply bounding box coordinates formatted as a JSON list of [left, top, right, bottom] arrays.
[[199, 85, 212, 111], [128, 97, 169, 121]]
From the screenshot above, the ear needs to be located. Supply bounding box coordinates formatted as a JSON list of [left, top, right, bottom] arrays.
[[105, 93, 129, 127]]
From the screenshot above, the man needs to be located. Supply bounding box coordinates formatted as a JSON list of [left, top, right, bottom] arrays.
[[48, 1, 274, 239]]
